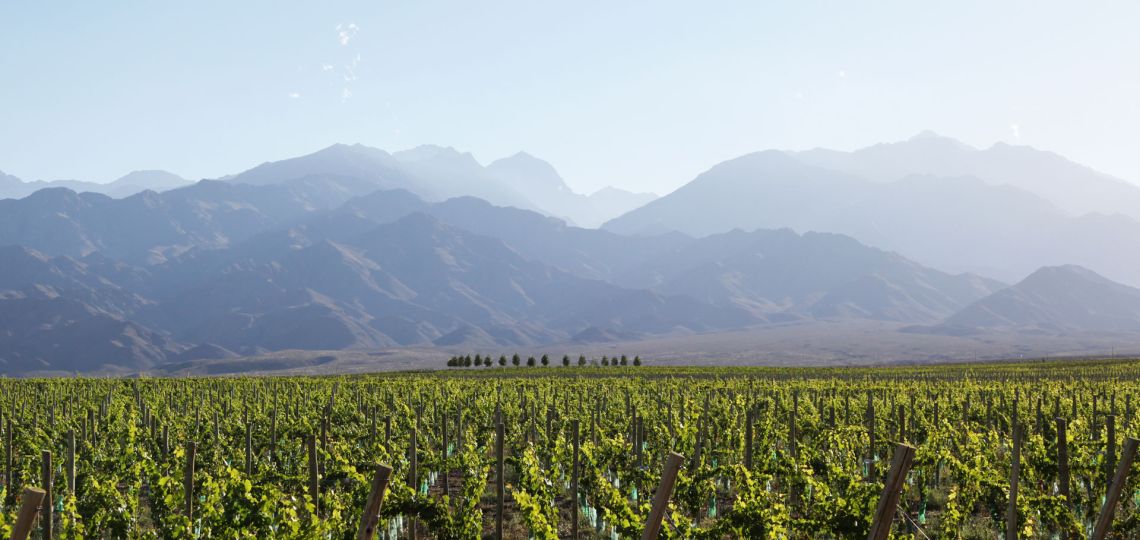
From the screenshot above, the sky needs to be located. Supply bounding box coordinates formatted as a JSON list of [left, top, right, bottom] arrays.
[[1, 1, 1138, 195]]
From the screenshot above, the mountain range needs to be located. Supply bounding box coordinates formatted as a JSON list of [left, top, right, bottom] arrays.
[[0, 169, 191, 200], [4, 134, 1140, 373], [604, 134, 1140, 286], [230, 143, 655, 228]]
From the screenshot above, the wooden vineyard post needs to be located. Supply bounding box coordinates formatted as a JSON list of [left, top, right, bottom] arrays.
[[1105, 414, 1116, 488], [867, 444, 915, 540], [1006, 423, 1021, 540], [571, 419, 580, 539], [866, 395, 877, 481], [41, 450, 52, 540], [10, 487, 46, 540], [307, 434, 320, 517], [1035, 398, 1043, 433], [641, 452, 684, 540], [5, 417, 12, 501], [245, 420, 253, 476], [1056, 418, 1071, 505], [270, 405, 278, 463], [1092, 437, 1140, 540], [370, 408, 377, 448], [355, 463, 394, 540], [456, 409, 463, 450], [409, 410, 419, 540], [845, 394, 851, 425], [744, 409, 753, 470], [496, 420, 505, 540], [441, 409, 449, 497], [898, 405, 906, 443], [410, 412, 419, 495], [67, 429, 76, 493], [790, 391, 799, 459], [635, 416, 644, 470], [592, 401, 598, 447], [184, 441, 196, 520], [320, 417, 329, 454]]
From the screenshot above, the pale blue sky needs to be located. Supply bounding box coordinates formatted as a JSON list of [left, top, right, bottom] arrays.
[[1, 1, 1137, 194]]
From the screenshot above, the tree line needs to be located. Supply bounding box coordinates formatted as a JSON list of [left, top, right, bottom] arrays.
[[445, 353, 642, 368]]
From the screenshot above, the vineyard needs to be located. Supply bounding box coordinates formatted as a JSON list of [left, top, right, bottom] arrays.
[[1, 359, 1140, 538]]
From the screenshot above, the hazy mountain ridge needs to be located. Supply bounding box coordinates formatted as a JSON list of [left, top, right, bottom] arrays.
[[227, 143, 654, 228], [0, 181, 1019, 372], [602, 143, 1140, 286], [794, 131, 1140, 220], [3, 135, 1140, 373], [942, 265, 1140, 332], [612, 228, 1005, 323], [0, 175, 381, 264], [486, 152, 657, 227], [0, 169, 191, 200]]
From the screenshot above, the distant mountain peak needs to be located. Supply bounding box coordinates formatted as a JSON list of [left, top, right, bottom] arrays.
[[1020, 264, 1109, 287], [487, 152, 563, 186], [394, 144, 476, 164], [894, 131, 975, 150], [506, 150, 538, 161], [909, 129, 943, 140], [109, 170, 189, 192], [943, 264, 1140, 332], [316, 142, 388, 157]]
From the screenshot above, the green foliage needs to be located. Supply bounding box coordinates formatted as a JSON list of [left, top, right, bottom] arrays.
[[3, 359, 1140, 537]]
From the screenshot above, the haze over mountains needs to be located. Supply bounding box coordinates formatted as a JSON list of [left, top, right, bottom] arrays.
[[0, 169, 191, 200], [605, 133, 1140, 286], [794, 131, 1140, 220], [3, 134, 1140, 373], [229, 143, 656, 228]]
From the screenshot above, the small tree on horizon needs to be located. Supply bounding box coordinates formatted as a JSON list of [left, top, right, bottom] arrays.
[[463, 355, 472, 367], [541, 354, 549, 366], [620, 355, 628, 366], [512, 354, 521, 366], [578, 354, 586, 366], [527, 356, 536, 367], [633, 355, 642, 366], [562, 355, 570, 367], [499, 355, 507, 366], [601, 357, 609, 366]]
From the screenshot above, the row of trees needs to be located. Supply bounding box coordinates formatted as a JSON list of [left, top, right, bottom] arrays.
[[445, 353, 642, 368]]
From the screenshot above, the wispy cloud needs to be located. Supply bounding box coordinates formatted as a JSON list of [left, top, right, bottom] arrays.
[[288, 92, 301, 99], [336, 23, 358, 46], [322, 25, 362, 103], [1009, 123, 1022, 140], [837, 69, 847, 79], [343, 53, 361, 82]]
